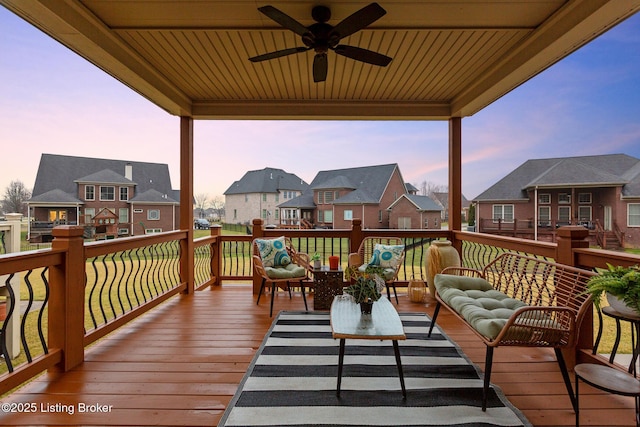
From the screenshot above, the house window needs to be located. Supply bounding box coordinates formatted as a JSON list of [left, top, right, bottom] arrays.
[[119, 208, 129, 223], [492, 204, 514, 223], [49, 210, 66, 222], [245, 195, 248, 202], [85, 185, 95, 201], [147, 209, 160, 220], [120, 187, 129, 201], [145, 228, 162, 234], [275, 210, 279, 220], [538, 206, 551, 226], [233, 209, 237, 220], [262, 194, 267, 202], [100, 186, 115, 201], [578, 206, 592, 221], [558, 206, 571, 223], [629, 204, 640, 227], [344, 210, 353, 220], [133, 208, 143, 214], [275, 193, 279, 202], [538, 193, 551, 204], [318, 210, 332, 223], [378, 210, 383, 222], [324, 191, 334, 203], [262, 209, 267, 219], [558, 193, 571, 204], [578, 193, 592, 204], [317, 192, 323, 204]]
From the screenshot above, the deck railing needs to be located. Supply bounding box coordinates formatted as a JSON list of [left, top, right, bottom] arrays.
[[1, 219, 640, 396]]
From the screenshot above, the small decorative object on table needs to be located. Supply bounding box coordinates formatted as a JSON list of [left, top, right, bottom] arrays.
[[343, 267, 385, 314], [311, 253, 322, 270], [329, 255, 340, 270], [585, 263, 640, 316]]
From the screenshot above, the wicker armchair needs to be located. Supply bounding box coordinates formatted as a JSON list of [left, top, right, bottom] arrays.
[[253, 237, 312, 317], [347, 237, 405, 303]]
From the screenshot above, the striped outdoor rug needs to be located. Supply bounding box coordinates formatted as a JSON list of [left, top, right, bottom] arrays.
[[218, 311, 531, 427]]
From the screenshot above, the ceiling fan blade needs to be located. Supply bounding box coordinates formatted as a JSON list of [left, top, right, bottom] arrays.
[[313, 54, 328, 82], [330, 3, 386, 40], [249, 46, 310, 62], [333, 45, 392, 66], [258, 5, 309, 36]]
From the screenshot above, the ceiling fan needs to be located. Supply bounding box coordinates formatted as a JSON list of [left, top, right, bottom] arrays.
[[249, 3, 392, 83]]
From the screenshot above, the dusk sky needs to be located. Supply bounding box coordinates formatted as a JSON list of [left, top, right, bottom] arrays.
[[1, 7, 639, 202]]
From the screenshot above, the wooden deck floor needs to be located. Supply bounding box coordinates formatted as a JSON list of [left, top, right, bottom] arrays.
[[1, 284, 636, 426]]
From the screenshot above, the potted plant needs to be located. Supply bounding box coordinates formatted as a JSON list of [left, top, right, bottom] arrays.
[[310, 253, 322, 269], [343, 274, 383, 314], [585, 264, 640, 316]]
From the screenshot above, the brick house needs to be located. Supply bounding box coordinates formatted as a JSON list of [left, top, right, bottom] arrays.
[[473, 154, 640, 248], [223, 167, 309, 226], [278, 164, 410, 229], [27, 154, 180, 241], [388, 194, 443, 229]]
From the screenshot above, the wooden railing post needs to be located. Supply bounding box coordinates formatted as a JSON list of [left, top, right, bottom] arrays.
[[350, 219, 363, 254], [555, 225, 592, 367], [251, 219, 265, 294], [556, 226, 589, 268], [210, 224, 222, 287], [49, 226, 86, 372]]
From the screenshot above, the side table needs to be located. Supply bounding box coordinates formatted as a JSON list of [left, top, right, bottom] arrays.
[[312, 266, 344, 310], [575, 363, 640, 427], [593, 305, 639, 376]]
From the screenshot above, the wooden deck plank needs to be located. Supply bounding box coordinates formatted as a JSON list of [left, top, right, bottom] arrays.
[[0, 284, 636, 426]]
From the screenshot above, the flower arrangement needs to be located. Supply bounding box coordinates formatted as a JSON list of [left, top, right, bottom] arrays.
[[585, 264, 640, 314]]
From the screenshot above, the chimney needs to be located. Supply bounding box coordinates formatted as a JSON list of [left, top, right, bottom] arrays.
[[125, 163, 133, 180]]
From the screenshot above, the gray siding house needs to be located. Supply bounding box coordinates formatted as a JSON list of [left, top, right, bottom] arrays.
[[223, 167, 309, 226]]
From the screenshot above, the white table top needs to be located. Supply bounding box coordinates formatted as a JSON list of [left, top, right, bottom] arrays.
[[330, 295, 406, 340]]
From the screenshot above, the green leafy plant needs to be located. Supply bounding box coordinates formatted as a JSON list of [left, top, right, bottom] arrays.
[[343, 268, 384, 304], [344, 264, 386, 282], [310, 253, 321, 261], [585, 264, 640, 312]]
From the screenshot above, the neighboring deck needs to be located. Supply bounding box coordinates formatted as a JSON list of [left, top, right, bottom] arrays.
[[1, 284, 636, 426]]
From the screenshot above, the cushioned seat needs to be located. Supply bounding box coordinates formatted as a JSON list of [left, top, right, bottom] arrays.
[[434, 274, 527, 339], [266, 264, 307, 279], [253, 237, 312, 317]]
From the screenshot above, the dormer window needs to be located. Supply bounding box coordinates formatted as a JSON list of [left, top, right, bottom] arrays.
[[85, 185, 95, 201], [100, 186, 115, 201]]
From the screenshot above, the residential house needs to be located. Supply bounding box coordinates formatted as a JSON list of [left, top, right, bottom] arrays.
[[388, 194, 443, 229], [279, 164, 408, 229], [27, 154, 180, 241], [223, 167, 309, 226], [432, 192, 472, 222], [473, 154, 640, 248]]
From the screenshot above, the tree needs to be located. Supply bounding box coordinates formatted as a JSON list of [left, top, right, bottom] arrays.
[[210, 196, 225, 221], [2, 180, 31, 215], [418, 180, 447, 197], [194, 193, 210, 218]]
